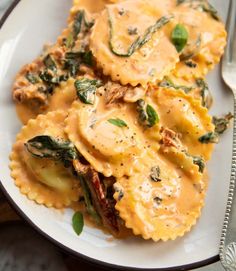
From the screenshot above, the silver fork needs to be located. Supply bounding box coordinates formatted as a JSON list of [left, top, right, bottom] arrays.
[[219, 0, 236, 270]]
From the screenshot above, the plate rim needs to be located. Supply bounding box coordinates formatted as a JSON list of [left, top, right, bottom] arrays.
[[0, 0, 220, 270]]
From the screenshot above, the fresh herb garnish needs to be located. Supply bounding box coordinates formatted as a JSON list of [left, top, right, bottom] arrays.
[[74, 78, 102, 105], [171, 24, 188, 52], [108, 118, 128, 127], [72, 212, 84, 236], [213, 113, 233, 135], [43, 55, 57, 72], [146, 104, 159, 127], [196, 78, 212, 109], [137, 99, 159, 128], [25, 135, 79, 167], [25, 72, 39, 84], [198, 132, 219, 144], [159, 77, 193, 94], [150, 166, 161, 182], [108, 11, 173, 57], [192, 155, 205, 173]]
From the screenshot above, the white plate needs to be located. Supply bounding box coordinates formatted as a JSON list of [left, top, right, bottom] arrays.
[[0, 0, 233, 270]]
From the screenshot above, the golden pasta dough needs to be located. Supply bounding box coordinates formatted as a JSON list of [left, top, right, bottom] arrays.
[[10, 111, 81, 209]]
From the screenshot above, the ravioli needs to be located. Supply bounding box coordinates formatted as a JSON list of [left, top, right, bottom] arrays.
[[152, 87, 215, 160], [114, 151, 205, 241], [90, 0, 179, 86], [65, 84, 161, 177], [172, 2, 226, 78], [10, 111, 81, 209]]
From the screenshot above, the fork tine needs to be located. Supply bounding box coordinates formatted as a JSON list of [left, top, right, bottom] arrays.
[[223, 0, 236, 64]]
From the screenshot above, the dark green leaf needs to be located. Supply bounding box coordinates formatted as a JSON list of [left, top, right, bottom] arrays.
[[25, 72, 39, 84], [75, 78, 102, 104], [150, 166, 161, 182], [108, 12, 173, 57], [159, 77, 193, 94], [213, 113, 233, 135], [184, 60, 197, 68], [171, 24, 188, 52], [137, 99, 159, 128], [72, 212, 84, 235], [199, 132, 219, 144], [25, 135, 79, 167], [192, 156, 205, 173], [43, 55, 57, 72], [196, 78, 212, 109], [78, 174, 101, 224], [65, 32, 75, 49], [73, 10, 94, 38], [64, 51, 93, 77], [108, 118, 128, 127], [146, 104, 159, 127]]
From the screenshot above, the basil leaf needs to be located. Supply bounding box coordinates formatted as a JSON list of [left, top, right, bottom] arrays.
[[25, 72, 39, 84], [25, 135, 79, 167], [108, 118, 128, 127], [171, 24, 188, 52], [108, 12, 173, 57], [146, 104, 159, 127], [43, 55, 57, 72], [65, 32, 75, 49], [72, 212, 84, 236], [199, 132, 219, 144], [74, 78, 102, 104]]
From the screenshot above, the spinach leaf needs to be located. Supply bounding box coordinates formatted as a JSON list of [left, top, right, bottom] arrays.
[[199, 132, 219, 144], [108, 12, 173, 57], [25, 135, 79, 167], [74, 78, 102, 105], [72, 212, 84, 236], [43, 55, 57, 72], [64, 51, 93, 77], [77, 174, 101, 225], [137, 99, 159, 128], [73, 10, 94, 38], [150, 166, 161, 182], [184, 60, 197, 68], [196, 78, 212, 109], [171, 24, 188, 52], [25, 72, 39, 84], [159, 77, 193, 94], [213, 113, 233, 135], [192, 155, 205, 173], [108, 118, 128, 127]]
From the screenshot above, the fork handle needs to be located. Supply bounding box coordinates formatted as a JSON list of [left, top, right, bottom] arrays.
[[219, 94, 236, 271]]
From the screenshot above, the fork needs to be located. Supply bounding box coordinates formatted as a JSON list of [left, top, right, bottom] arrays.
[[219, 0, 236, 270]]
